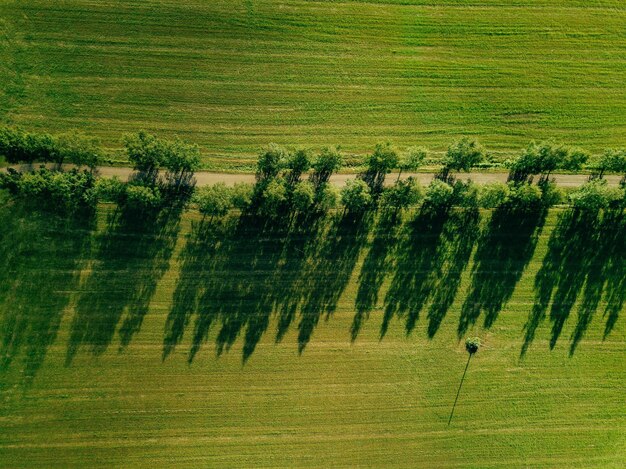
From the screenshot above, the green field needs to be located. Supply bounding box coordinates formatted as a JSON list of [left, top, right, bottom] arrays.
[[1, 1, 626, 169], [1, 196, 624, 467]]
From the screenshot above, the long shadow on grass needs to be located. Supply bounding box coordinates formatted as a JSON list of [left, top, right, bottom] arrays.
[[381, 205, 479, 339], [458, 204, 546, 337], [164, 210, 370, 362], [521, 208, 625, 357], [351, 212, 402, 341], [65, 206, 181, 364], [0, 202, 93, 388]]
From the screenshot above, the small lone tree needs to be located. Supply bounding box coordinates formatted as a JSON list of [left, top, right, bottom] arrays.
[[448, 337, 481, 426]]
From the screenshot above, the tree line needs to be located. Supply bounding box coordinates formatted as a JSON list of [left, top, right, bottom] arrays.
[[1, 126, 625, 217]]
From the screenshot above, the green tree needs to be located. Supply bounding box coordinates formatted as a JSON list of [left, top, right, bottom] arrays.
[[310, 146, 343, 188], [93, 176, 125, 203], [0, 127, 29, 164], [124, 131, 165, 177], [397, 146, 427, 182], [195, 183, 233, 219], [291, 180, 315, 212], [124, 184, 163, 212], [439, 138, 484, 182], [341, 179, 372, 212], [425, 179, 454, 208], [256, 144, 287, 183], [286, 148, 312, 187], [478, 182, 509, 209], [57, 131, 103, 169], [381, 177, 423, 212], [593, 149, 626, 179], [260, 178, 288, 218], [504, 183, 542, 211], [160, 138, 201, 203], [569, 179, 623, 212], [232, 182, 254, 211], [315, 182, 339, 212], [360, 142, 399, 197], [562, 147, 589, 172]]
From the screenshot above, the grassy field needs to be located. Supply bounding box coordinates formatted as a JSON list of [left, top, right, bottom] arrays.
[[0, 195, 624, 467], [1, 1, 626, 169]]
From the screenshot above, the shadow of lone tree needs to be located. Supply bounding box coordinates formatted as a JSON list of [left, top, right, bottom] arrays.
[[521, 208, 625, 357], [458, 204, 546, 337]]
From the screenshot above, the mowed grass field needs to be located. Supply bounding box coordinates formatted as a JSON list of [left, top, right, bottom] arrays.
[[0, 195, 624, 468], [1, 0, 626, 169]]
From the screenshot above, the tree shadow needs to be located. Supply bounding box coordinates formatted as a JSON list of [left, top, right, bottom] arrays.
[[65, 206, 181, 365], [381, 206, 479, 339], [351, 212, 402, 342], [458, 205, 546, 337], [426, 207, 480, 338], [0, 201, 93, 389], [165, 210, 370, 363], [521, 208, 624, 357], [569, 210, 625, 355], [296, 211, 371, 352]]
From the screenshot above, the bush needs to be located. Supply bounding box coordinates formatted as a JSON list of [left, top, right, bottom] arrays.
[[124, 184, 162, 211], [291, 180, 315, 212], [195, 183, 233, 218], [504, 183, 542, 211], [259, 178, 287, 217], [341, 179, 372, 212], [231, 182, 254, 211], [381, 177, 422, 211], [478, 182, 509, 209], [569, 179, 623, 212], [425, 179, 454, 208]]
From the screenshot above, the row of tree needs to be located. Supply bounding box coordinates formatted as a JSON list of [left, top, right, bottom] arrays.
[[194, 140, 625, 219], [0, 127, 103, 169], [0, 131, 201, 214], [2, 126, 626, 178], [1, 130, 625, 216]]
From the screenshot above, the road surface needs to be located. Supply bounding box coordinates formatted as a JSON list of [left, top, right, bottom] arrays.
[[2, 165, 621, 187]]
